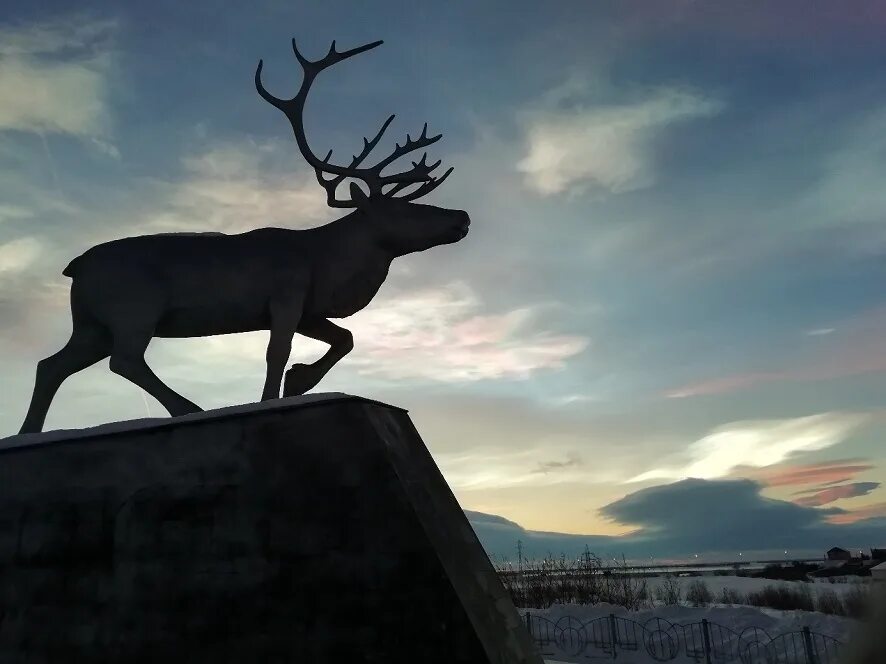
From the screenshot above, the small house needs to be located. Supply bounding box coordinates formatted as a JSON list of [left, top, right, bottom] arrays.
[[872, 561, 886, 583], [826, 547, 852, 561]]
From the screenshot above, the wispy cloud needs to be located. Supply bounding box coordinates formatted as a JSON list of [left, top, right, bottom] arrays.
[[532, 452, 583, 475], [517, 83, 722, 196], [0, 17, 115, 139], [826, 501, 886, 524], [0, 17, 115, 56], [627, 412, 868, 483], [438, 443, 607, 490], [665, 372, 786, 399], [346, 282, 588, 382], [665, 306, 886, 398], [749, 460, 876, 488], [140, 141, 333, 235], [792, 105, 886, 235], [0, 236, 41, 273], [793, 481, 880, 507]]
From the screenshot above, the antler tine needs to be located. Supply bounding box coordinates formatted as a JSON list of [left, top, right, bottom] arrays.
[[257, 38, 455, 205], [254, 60, 290, 110], [294, 38, 384, 76], [411, 153, 442, 171], [311, 113, 397, 207], [373, 127, 443, 178], [395, 166, 454, 202], [255, 38, 385, 187]]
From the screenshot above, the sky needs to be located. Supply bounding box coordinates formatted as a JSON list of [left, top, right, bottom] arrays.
[[1, 1, 885, 561]]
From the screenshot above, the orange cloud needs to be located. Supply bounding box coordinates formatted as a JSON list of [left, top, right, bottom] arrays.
[[826, 502, 886, 524], [664, 306, 886, 399], [744, 460, 874, 488], [664, 372, 787, 399], [793, 482, 880, 507]]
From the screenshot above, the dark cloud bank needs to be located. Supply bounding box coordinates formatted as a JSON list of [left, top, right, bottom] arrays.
[[467, 478, 886, 561]]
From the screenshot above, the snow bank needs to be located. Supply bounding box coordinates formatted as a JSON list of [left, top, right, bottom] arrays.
[[520, 601, 854, 641]]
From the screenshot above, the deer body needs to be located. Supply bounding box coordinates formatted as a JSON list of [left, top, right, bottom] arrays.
[[19, 37, 469, 434], [65, 221, 396, 338]]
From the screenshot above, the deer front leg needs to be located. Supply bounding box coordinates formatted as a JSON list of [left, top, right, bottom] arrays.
[[261, 295, 304, 401], [283, 318, 354, 397]]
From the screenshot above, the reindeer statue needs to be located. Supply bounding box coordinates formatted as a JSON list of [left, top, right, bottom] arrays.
[[18, 38, 470, 434]]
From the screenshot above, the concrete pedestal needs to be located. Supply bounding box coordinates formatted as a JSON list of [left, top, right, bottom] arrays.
[[0, 394, 541, 663]]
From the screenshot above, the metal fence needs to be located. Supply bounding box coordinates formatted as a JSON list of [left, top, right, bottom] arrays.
[[524, 612, 843, 663]]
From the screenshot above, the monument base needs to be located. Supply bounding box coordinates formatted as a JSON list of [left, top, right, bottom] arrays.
[[0, 394, 541, 664]]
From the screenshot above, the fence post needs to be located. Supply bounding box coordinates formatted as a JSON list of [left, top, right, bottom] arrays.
[[701, 619, 713, 664], [802, 626, 819, 664], [524, 612, 532, 640], [609, 613, 618, 660]]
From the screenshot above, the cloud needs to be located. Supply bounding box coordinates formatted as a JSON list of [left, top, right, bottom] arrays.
[[0, 17, 115, 57], [627, 412, 868, 483], [139, 141, 334, 235], [0, 237, 41, 273], [793, 482, 881, 507], [665, 372, 787, 399], [790, 105, 886, 236], [750, 461, 876, 488], [345, 282, 588, 382], [0, 204, 35, 224], [516, 84, 722, 196], [827, 502, 886, 525], [532, 452, 583, 475], [665, 306, 886, 398], [602, 478, 822, 539], [435, 444, 615, 492], [467, 477, 886, 560], [0, 17, 115, 138]]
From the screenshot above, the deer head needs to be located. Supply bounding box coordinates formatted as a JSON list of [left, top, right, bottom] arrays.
[[255, 39, 470, 255]]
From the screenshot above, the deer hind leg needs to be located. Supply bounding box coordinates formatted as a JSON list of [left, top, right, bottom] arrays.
[[107, 327, 201, 418], [19, 319, 112, 434], [283, 318, 354, 397]]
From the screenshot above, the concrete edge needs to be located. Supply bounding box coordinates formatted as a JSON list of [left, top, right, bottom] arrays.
[[0, 392, 406, 454]]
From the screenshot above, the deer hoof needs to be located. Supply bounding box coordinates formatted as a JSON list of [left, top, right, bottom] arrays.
[[282, 363, 321, 397]]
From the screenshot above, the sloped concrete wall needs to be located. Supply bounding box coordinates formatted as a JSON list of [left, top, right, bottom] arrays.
[[0, 394, 541, 664]]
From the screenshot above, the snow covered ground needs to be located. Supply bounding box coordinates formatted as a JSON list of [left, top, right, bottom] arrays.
[[527, 602, 854, 663], [644, 571, 869, 599], [519, 574, 871, 663]]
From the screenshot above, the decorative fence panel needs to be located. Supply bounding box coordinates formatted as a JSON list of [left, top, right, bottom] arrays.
[[524, 613, 843, 663]]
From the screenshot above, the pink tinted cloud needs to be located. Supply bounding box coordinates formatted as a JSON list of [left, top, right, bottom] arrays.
[[826, 501, 886, 525], [748, 461, 875, 488], [665, 306, 886, 399], [346, 282, 589, 382], [793, 482, 880, 507], [665, 372, 787, 399]]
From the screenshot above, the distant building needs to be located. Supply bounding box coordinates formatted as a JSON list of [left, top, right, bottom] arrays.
[[871, 548, 886, 561], [872, 561, 886, 583], [826, 547, 852, 561]]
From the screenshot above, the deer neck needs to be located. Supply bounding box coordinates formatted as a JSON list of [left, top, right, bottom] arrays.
[[322, 210, 396, 269]]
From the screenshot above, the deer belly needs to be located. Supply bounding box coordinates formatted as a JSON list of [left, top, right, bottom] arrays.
[[155, 306, 270, 337]]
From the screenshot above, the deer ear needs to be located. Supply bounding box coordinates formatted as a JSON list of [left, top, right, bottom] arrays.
[[349, 182, 370, 206]]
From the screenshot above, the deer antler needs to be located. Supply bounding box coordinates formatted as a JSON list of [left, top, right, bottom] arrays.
[[255, 39, 453, 207]]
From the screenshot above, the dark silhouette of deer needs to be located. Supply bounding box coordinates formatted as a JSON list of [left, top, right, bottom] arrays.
[[18, 38, 470, 434]]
